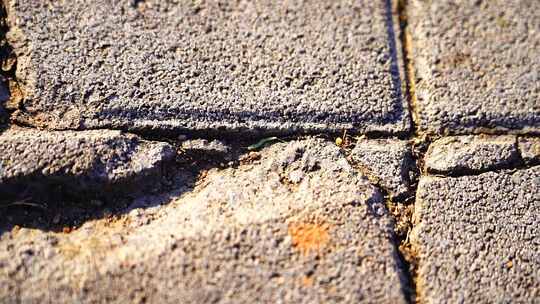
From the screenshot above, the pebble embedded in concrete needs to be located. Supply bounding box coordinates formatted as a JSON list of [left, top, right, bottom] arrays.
[[181, 139, 231, 156]]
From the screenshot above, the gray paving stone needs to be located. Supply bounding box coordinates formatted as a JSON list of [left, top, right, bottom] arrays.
[[424, 135, 520, 175], [408, 0, 540, 135], [518, 137, 540, 166], [0, 138, 408, 303], [350, 138, 416, 200], [4, 0, 409, 135], [412, 167, 540, 303], [0, 128, 174, 198]]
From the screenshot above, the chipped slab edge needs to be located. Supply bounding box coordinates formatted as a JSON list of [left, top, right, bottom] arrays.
[[423, 135, 535, 176]]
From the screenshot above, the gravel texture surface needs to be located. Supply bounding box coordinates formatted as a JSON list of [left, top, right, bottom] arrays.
[[0, 128, 174, 198], [408, 0, 540, 135], [5, 0, 409, 135], [350, 138, 416, 199], [412, 166, 540, 303]]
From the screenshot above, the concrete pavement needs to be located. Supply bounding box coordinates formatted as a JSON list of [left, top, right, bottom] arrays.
[[0, 0, 539, 302]]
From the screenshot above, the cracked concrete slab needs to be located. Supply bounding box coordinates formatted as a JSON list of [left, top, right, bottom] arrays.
[[0, 138, 408, 303], [412, 166, 540, 303], [424, 135, 521, 175], [408, 0, 540, 135], [4, 0, 409, 135], [350, 138, 416, 200], [0, 128, 174, 199]]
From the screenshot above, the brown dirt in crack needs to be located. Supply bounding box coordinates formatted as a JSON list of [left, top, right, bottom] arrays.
[[397, 0, 420, 137], [387, 198, 419, 303]]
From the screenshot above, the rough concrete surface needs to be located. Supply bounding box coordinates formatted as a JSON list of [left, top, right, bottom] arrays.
[[518, 137, 540, 166], [412, 166, 540, 303], [424, 135, 521, 175], [0, 128, 174, 198], [4, 0, 408, 135], [0, 0, 539, 302], [350, 138, 416, 199], [0, 138, 409, 303], [181, 139, 231, 156], [408, 0, 540, 135]]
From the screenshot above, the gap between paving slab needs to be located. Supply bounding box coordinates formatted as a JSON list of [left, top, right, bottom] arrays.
[[0, 2, 14, 132]]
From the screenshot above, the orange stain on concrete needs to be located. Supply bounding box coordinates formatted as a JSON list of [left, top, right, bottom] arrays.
[[288, 222, 330, 256], [302, 275, 314, 287]]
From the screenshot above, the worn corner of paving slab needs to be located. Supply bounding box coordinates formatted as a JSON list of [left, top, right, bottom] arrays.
[[350, 137, 417, 200], [424, 134, 523, 176], [517, 136, 540, 166], [0, 127, 175, 200], [0, 137, 410, 303]]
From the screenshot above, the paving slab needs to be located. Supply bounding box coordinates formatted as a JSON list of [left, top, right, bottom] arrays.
[[408, 0, 540, 135], [0, 128, 174, 198], [0, 138, 408, 303], [412, 167, 540, 303], [424, 135, 520, 175], [350, 138, 416, 200], [4, 0, 409, 135]]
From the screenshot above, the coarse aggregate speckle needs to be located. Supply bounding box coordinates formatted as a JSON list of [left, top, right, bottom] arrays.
[[412, 166, 540, 303], [5, 0, 409, 135]]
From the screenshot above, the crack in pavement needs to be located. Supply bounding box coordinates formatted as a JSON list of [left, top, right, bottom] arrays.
[[0, 0, 539, 303]]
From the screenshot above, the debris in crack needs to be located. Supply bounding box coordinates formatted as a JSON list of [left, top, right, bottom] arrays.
[[0, 1, 15, 128], [0, 127, 175, 201], [387, 198, 417, 304], [396, 0, 419, 137], [342, 134, 419, 304], [396, 0, 428, 296]]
